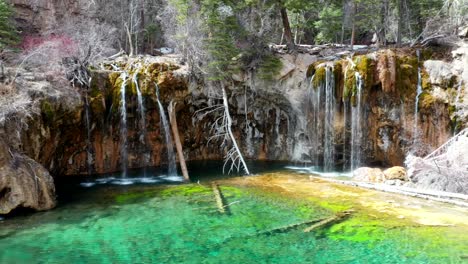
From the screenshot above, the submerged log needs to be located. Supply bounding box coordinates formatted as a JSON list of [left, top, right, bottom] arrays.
[[211, 182, 226, 214], [303, 210, 353, 233], [258, 210, 353, 235]]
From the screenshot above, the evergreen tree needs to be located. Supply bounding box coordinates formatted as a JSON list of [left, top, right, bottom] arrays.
[[0, 0, 18, 49]]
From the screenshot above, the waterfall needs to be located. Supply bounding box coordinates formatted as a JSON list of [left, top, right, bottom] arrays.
[[132, 70, 149, 169], [309, 74, 321, 166], [413, 50, 423, 141], [84, 94, 93, 175], [309, 66, 336, 171], [323, 67, 336, 171], [155, 84, 178, 176], [342, 100, 348, 170], [350, 72, 363, 171], [119, 72, 128, 178]]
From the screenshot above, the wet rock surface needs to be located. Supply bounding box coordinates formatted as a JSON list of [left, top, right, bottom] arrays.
[[0, 139, 56, 214]]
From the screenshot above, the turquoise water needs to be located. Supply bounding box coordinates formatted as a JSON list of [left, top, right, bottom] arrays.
[[1, 163, 467, 263]]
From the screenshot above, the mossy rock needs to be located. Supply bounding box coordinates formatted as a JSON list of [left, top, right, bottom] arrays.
[[40, 100, 55, 124], [312, 66, 326, 88], [396, 55, 419, 96], [421, 70, 431, 90], [419, 92, 437, 110], [355, 55, 375, 89], [307, 60, 326, 79]]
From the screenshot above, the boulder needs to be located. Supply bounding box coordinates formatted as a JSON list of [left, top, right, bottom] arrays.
[[383, 166, 408, 181], [0, 139, 56, 215], [353, 167, 385, 182]]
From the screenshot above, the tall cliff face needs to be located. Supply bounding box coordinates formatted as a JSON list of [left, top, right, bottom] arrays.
[[9, 0, 91, 34]]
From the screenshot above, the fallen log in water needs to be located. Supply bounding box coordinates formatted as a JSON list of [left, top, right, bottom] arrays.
[[212, 182, 226, 214], [303, 210, 353, 233], [257, 210, 353, 235]]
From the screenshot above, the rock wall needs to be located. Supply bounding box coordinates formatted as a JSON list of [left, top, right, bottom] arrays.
[[0, 138, 55, 214], [1, 46, 465, 213]]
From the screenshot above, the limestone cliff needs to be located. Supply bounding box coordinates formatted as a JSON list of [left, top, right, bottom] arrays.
[[1, 45, 466, 214]]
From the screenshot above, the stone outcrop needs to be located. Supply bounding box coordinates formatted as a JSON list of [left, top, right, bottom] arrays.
[[383, 166, 408, 181], [353, 166, 408, 185], [0, 138, 56, 214], [353, 167, 386, 182]]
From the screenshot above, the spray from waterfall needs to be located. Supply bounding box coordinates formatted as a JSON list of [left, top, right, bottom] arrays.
[[350, 72, 363, 171], [155, 84, 178, 176], [413, 49, 423, 145]]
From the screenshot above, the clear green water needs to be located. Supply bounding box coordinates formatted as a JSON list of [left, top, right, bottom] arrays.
[[1, 163, 467, 263]]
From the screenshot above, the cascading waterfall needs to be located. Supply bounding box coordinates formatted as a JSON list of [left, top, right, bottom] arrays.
[[350, 72, 363, 171], [342, 100, 348, 169], [155, 84, 178, 176], [413, 50, 423, 141], [119, 72, 129, 178], [309, 66, 336, 171], [84, 94, 93, 175], [323, 67, 336, 171], [309, 74, 321, 166], [342, 66, 349, 170], [132, 68, 149, 168]]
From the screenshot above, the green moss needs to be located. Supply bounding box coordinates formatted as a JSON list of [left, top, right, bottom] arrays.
[[313, 66, 326, 88], [160, 185, 211, 197], [343, 66, 356, 104], [306, 64, 315, 78], [355, 55, 375, 89], [40, 100, 55, 123], [115, 190, 160, 204], [419, 92, 436, 109], [395, 54, 419, 97], [421, 70, 431, 90]]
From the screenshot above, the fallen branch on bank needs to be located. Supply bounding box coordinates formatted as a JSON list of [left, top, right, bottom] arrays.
[[317, 177, 468, 208]]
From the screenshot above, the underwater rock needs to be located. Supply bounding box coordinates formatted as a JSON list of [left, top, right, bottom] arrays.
[[0, 139, 56, 214]]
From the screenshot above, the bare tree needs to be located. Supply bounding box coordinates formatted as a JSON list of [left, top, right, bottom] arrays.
[[196, 84, 250, 175]]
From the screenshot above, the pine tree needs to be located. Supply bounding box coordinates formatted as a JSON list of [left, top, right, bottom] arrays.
[[0, 0, 19, 49]]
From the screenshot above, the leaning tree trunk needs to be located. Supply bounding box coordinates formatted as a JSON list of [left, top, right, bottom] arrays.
[[168, 101, 189, 181], [280, 6, 295, 52]]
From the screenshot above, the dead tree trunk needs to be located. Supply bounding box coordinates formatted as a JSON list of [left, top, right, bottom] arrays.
[[396, 0, 403, 47], [222, 86, 250, 175], [280, 6, 295, 51], [350, 1, 357, 49], [168, 101, 189, 181]]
